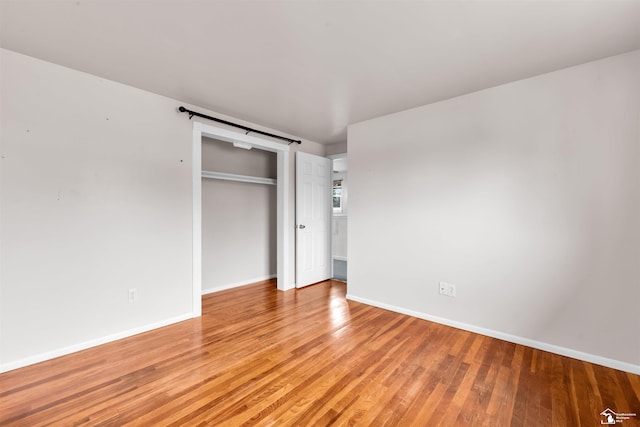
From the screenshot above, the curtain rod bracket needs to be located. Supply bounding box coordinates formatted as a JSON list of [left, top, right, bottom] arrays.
[[178, 106, 302, 145]]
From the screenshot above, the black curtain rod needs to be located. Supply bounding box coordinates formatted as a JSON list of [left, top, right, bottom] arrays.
[[178, 106, 302, 145]]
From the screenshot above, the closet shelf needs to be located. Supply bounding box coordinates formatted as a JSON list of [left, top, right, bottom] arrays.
[[202, 170, 277, 186]]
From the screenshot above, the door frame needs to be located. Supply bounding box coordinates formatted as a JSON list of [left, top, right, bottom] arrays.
[[327, 152, 347, 280], [191, 121, 291, 317]]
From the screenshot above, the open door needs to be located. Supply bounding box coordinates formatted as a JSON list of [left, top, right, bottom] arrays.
[[296, 152, 332, 288]]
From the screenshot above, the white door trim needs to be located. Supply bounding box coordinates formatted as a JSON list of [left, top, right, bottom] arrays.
[[191, 121, 291, 317]]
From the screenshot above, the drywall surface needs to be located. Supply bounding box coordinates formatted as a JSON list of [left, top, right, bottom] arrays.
[[332, 216, 348, 261], [0, 49, 325, 369], [325, 141, 348, 157], [332, 171, 348, 261], [201, 138, 276, 291], [0, 48, 194, 365], [348, 50, 640, 369], [202, 136, 277, 178]]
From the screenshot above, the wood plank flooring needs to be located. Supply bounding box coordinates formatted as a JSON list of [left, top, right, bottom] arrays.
[[1, 279, 639, 426]]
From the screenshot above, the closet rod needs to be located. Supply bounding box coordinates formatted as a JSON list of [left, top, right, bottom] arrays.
[[179, 106, 302, 145], [202, 170, 277, 186]]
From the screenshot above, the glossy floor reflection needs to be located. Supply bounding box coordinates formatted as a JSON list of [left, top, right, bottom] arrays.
[[1, 279, 638, 426]]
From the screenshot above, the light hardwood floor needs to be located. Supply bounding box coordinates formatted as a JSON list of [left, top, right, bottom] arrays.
[[1, 279, 639, 426]]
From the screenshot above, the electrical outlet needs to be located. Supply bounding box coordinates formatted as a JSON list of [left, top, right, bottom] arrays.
[[439, 282, 457, 298], [128, 288, 138, 302], [447, 283, 457, 298], [439, 282, 448, 295]]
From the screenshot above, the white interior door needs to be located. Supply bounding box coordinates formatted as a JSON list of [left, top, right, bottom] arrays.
[[296, 152, 331, 288]]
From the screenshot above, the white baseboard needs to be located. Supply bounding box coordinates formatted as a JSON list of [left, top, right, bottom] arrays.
[[0, 313, 193, 374], [346, 294, 640, 375], [202, 274, 277, 295], [282, 282, 296, 291]]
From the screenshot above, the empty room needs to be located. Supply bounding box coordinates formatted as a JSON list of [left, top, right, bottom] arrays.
[[1, 1, 639, 425]]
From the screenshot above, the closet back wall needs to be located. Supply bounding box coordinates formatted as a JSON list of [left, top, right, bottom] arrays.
[[201, 137, 277, 293]]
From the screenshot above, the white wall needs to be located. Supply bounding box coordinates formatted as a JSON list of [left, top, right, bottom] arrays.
[[325, 141, 348, 157], [347, 50, 640, 372], [332, 216, 348, 260], [0, 48, 194, 367], [332, 171, 348, 260], [201, 138, 276, 292], [0, 49, 326, 371]]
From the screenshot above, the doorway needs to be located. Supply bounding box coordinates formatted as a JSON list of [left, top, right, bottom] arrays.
[[201, 137, 277, 294], [191, 122, 291, 317], [329, 153, 348, 282]]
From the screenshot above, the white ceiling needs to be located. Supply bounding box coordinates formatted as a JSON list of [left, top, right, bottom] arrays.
[[2, 1, 640, 144]]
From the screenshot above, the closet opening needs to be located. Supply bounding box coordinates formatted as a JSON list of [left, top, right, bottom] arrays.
[[201, 137, 277, 294], [191, 122, 291, 316]]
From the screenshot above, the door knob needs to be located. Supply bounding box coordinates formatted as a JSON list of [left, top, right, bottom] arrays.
[[299, 224, 306, 229]]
